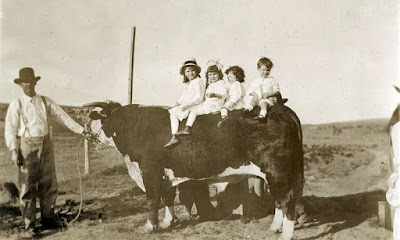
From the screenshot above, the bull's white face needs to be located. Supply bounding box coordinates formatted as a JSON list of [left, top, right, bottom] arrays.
[[90, 118, 116, 148]]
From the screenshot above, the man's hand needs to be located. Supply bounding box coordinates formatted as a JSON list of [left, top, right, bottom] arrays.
[[82, 129, 97, 142], [11, 149, 22, 166]]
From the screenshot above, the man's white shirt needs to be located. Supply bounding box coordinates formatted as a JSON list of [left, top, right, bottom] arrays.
[[5, 94, 84, 151]]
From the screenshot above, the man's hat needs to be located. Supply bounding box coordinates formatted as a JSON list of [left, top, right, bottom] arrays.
[[179, 58, 201, 75], [14, 67, 41, 84]]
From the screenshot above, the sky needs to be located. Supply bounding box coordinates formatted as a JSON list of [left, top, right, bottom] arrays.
[[0, 0, 399, 124]]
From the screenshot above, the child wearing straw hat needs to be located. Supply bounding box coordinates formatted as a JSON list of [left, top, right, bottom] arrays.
[[164, 58, 206, 148]]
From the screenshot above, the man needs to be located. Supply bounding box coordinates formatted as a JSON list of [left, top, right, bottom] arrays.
[[4, 67, 90, 232]]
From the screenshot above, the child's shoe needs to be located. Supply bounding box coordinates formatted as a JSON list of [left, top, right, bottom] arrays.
[[217, 116, 229, 128], [164, 135, 180, 148], [176, 126, 192, 135]]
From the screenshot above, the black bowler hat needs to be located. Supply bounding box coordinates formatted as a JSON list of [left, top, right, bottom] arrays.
[[14, 67, 41, 84]]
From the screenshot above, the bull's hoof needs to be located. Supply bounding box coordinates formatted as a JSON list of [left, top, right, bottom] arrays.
[[159, 218, 176, 229], [278, 235, 293, 240], [270, 224, 282, 233], [240, 216, 251, 224], [143, 219, 158, 233]]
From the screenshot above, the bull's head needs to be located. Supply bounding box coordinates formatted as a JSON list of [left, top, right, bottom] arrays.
[[84, 101, 122, 123], [83, 101, 122, 147]]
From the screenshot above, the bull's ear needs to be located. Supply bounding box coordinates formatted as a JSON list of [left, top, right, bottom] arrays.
[[89, 111, 104, 120], [395, 85, 400, 93]]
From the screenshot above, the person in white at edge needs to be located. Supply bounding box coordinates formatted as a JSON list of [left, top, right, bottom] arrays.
[[244, 57, 281, 121], [164, 59, 206, 148], [4, 67, 90, 232], [217, 65, 246, 128], [176, 63, 227, 135], [387, 120, 400, 240]]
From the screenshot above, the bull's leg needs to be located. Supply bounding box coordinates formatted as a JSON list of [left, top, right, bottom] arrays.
[[160, 186, 177, 229], [281, 196, 296, 240], [178, 182, 196, 216], [192, 181, 215, 221], [240, 176, 251, 223], [270, 205, 284, 233], [281, 172, 303, 240], [159, 206, 176, 229], [142, 167, 163, 232], [270, 189, 297, 240], [242, 176, 266, 222]]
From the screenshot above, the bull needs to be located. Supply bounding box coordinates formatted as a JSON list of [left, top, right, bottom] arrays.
[[86, 101, 304, 240]]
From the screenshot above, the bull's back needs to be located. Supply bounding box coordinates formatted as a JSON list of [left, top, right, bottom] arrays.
[[107, 105, 302, 179]]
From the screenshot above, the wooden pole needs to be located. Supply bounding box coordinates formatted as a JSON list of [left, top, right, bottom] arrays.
[[128, 26, 136, 105], [84, 123, 90, 175]]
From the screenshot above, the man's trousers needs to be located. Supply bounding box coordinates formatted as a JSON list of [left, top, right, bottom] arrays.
[[18, 135, 57, 228]]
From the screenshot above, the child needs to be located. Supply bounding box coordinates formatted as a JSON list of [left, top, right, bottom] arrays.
[[244, 57, 281, 121], [217, 65, 246, 128], [176, 62, 227, 135], [164, 58, 206, 148]]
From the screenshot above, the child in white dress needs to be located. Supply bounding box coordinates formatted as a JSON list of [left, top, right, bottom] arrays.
[[176, 63, 227, 135], [217, 65, 246, 128], [164, 58, 206, 148], [244, 57, 282, 121]]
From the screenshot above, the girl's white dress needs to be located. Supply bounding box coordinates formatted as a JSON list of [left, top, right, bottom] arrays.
[[191, 80, 228, 115], [223, 81, 246, 110], [387, 121, 400, 239], [169, 77, 206, 121]]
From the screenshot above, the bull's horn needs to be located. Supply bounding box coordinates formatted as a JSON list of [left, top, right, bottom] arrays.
[[394, 85, 400, 93], [82, 101, 108, 108]]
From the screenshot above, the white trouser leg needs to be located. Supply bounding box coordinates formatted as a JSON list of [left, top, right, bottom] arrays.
[[270, 208, 283, 232], [186, 111, 197, 127], [170, 114, 179, 134]]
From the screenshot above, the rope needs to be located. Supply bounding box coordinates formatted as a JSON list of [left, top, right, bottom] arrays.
[[69, 124, 102, 224], [70, 136, 85, 224]]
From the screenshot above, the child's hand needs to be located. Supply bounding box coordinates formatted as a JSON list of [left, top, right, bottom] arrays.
[[250, 92, 257, 98]]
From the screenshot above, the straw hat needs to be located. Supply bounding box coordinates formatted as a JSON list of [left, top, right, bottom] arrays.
[[179, 58, 201, 75]]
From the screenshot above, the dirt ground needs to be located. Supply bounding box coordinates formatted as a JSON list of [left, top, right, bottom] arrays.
[[0, 118, 394, 240]]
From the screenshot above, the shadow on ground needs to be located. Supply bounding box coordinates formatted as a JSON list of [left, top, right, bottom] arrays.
[[0, 187, 386, 239], [298, 190, 386, 240]]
